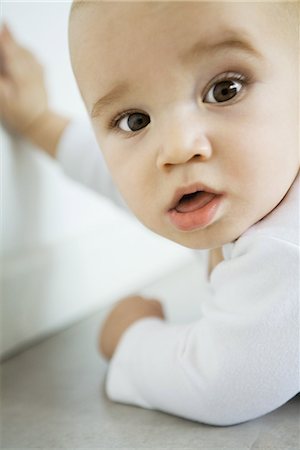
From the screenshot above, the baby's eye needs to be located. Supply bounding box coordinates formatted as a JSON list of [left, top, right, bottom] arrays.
[[118, 112, 151, 132], [204, 74, 246, 104]]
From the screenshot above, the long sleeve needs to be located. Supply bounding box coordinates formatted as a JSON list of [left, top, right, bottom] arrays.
[[56, 117, 127, 210], [105, 174, 299, 426], [105, 233, 299, 426]]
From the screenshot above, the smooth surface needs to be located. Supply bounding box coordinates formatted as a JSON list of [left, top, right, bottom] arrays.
[[1, 261, 299, 449]]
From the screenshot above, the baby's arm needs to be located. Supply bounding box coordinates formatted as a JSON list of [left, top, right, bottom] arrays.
[[102, 235, 299, 425], [0, 25, 70, 158], [101, 250, 223, 359]]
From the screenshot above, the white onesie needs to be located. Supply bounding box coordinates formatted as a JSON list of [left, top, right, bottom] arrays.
[[57, 118, 299, 426]]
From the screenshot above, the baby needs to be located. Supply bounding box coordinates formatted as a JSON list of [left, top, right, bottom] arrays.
[[68, 0, 299, 424], [1, 0, 299, 426]]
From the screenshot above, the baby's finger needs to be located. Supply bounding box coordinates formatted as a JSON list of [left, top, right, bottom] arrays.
[[0, 23, 20, 50], [0, 25, 18, 53], [0, 47, 5, 75], [1, 23, 14, 40], [0, 37, 20, 76], [0, 38, 37, 81], [0, 24, 32, 61], [0, 77, 12, 118]]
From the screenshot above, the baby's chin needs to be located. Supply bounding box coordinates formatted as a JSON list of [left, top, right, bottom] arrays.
[[165, 232, 234, 251], [144, 221, 240, 250]]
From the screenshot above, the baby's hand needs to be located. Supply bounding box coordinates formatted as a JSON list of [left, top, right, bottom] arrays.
[[0, 24, 48, 136], [99, 295, 165, 360]]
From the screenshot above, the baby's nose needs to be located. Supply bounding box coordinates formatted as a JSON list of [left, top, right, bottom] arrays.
[[156, 111, 212, 170]]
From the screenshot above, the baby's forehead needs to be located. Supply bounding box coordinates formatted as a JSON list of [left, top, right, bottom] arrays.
[[71, 0, 168, 15], [69, 2, 272, 61], [70, 1, 296, 49], [70, 0, 296, 21], [69, 1, 297, 108], [70, 0, 88, 16]]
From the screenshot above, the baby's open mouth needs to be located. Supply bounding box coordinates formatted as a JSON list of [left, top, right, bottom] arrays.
[[175, 191, 216, 213], [167, 183, 224, 231]]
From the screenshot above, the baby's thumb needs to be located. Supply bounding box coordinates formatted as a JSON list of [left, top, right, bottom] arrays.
[[2, 23, 13, 40]]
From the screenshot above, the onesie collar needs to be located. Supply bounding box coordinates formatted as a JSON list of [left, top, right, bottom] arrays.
[[222, 242, 235, 260]]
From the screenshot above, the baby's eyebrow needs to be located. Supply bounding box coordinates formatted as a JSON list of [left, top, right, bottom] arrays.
[[91, 83, 130, 119], [180, 30, 264, 66]]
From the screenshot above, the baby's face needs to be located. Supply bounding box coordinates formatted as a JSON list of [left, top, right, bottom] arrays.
[[70, 1, 299, 249]]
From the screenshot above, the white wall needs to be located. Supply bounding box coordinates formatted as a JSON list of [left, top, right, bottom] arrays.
[[0, 1, 194, 359]]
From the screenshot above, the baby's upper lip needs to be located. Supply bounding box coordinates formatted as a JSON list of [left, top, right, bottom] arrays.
[[167, 182, 223, 211]]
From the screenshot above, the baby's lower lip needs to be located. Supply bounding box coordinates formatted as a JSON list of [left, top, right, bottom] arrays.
[[166, 194, 223, 231]]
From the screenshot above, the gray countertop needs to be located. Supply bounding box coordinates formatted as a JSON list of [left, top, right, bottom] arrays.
[[1, 262, 299, 449]]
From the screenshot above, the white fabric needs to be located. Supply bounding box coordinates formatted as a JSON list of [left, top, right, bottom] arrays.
[[57, 119, 299, 426]]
